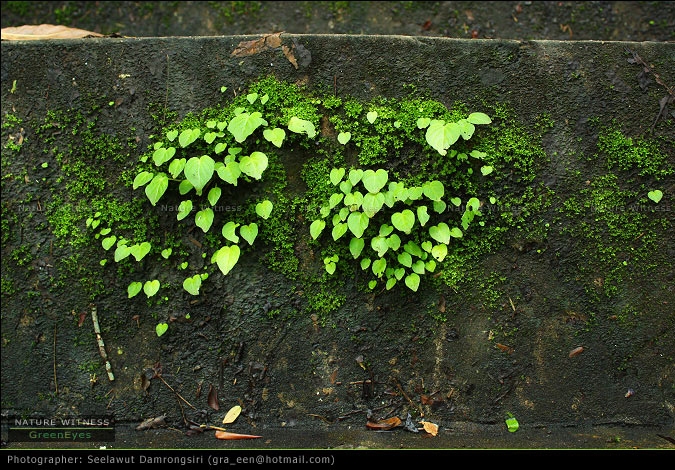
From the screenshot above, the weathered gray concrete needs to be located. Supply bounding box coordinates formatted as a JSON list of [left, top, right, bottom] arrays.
[[1, 35, 673, 452]]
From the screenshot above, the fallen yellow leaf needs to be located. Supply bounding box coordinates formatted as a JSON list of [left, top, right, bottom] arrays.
[[421, 421, 439, 436], [222, 405, 242, 424]]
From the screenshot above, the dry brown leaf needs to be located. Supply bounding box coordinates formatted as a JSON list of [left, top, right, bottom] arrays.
[[282, 44, 298, 69], [136, 415, 166, 431], [207, 383, 220, 411], [231, 32, 283, 57], [222, 405, 242, 424], [1, 24, 103, 41], [214, 430, 262, 440], [496, 343, 514, 354], [569, 346, 584, 357], [421, 421, 439, 436], [365, 416, 402, 430]]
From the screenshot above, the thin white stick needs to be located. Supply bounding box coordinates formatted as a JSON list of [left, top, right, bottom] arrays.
[[91, 304, 115, 381]]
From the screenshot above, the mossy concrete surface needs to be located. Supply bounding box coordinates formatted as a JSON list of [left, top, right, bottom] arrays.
[[1, 35, 674, 450]]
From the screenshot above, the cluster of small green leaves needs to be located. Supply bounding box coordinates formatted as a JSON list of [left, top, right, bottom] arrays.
[[309, 112, 492, 292]]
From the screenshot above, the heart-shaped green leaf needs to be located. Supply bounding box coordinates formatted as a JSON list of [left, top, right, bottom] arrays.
[[152, 146, 176, 166], [133, 171, 154, 189], [208, 186, 222, 206], [114, 244, 131, 262], [127, 281, 142, 298], [325, 259, 337, 275], [403, 241, 423, 258], [256, 200, 273, 219], [338, 132, 351, 145], [426, 120, 460, 155], [168, 158, 186, 179], [361, 258, 371, 270], [144, 280, 160, 298], [179, 128, 201, 148], [204, 131, 218, 144], [391, 209, 415, 234], [330, 168, 346, 186], [332, 222, 348, 241], [145, 173, 169, 206], [394, 268, 405, 280], [372, 258, 387, 277], [417, 206, 430, 226], [407, 186, 424, 201], [102, 236, 117, 251], [429, 222, 451, 244], [450, 227, 463, 238], [423, 180, 445, 201], [405, 273, 420, 292], [386, 277, 397, 290], [371, 236, 389, 257], [416, 117, 431, 129], [228, 111, 267, 142], [366, 111, 378, 124], [433, 200, 447, 213], [425, 260, 436, 272], [339, 180, 353, 194], [195, 208, 214, 232], [412, 260, 426, 275], [239, 151, 268, 180], [240, 223, 258, 245], [349, 237, 365, 259], [329, 193, 344, 209], [213, 244, 241, 276], [155, 322, 169, 337], [362, 169, 388, 194], [362, 192, 385, 218], [648, 189, 663, 203], [481, 165, 494, 176], [347, 211, 369, 238], [344, 191, 364, 210], [166, 130, 178, 141], [184, 155, 215, 195], [183, 274, 202, 295], [379, 224, 394, 237], [310, 219, 326, 240], [130, 242, 151, 262], [177, 200, 193, 221], [287, 116, 316, 138], [161, 248, 172, 259], [263, 127, 286, 148], [467, 112, 492, 125], [179, 179, 193, 195], [214, 142, 227, 154], [348, 169, 363, 185], [398, 251, 413, 268], [222, 221, 240, 243], [421, 241, 433, 252], [386, 234, 401, 251], [217, 161, 241, 186], [431, 243, 448, 262]]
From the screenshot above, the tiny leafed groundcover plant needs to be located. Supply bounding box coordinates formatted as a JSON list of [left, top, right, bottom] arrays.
[[310, 112, 492, 292]]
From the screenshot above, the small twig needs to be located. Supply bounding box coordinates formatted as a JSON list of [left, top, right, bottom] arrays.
[[53, 324, 58, 394], [91, 304, 114, 381], [393, 378, 423, 417], [157, 374, 197, 411]]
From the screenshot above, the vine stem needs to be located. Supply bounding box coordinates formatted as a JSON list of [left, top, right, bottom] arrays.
[[91, 304, 115, 381]]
